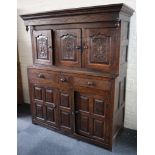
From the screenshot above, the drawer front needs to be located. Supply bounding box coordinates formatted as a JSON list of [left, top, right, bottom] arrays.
[[28, 68, 59, 85], [73, 76, 111, 91]]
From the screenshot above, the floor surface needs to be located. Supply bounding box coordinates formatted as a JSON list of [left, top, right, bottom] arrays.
[[17, 104, 137, 155]]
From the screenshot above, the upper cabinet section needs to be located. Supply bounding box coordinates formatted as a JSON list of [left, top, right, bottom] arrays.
[[20, 3, 134, 74]]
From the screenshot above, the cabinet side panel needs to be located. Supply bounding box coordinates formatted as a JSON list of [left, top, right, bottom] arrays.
[[113, 20, 130, 139]]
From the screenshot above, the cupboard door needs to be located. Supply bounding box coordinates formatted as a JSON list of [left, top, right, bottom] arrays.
[[33, 30, 53, 65], [44, 88, 58, 127], [75, 92, 91, 137], [75, 90, 110, 143], [84, 28, 116, 72], [55, 29, 82, 68], [58, 89, 73, 133], [32, 86, 45, 122], [92, 96, 106, 142]]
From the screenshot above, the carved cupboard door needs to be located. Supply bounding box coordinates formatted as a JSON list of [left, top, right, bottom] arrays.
[[55, 29, 82, 68], [33, 30, 53, 65], [84, 28, 116, 72], [74, 90, 110, 143], [58, 89, 74, 134]]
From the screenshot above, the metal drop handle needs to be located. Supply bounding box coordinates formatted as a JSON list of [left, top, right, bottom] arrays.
[[75, 46, 81, 49], [60, 77, 66, 82], [38, 73, 45, 78], [87, 81, 94, 86]]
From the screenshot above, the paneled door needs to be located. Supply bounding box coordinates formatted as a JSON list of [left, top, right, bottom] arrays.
[[44, 87, 58, 127], [58, 88, 74, 134], [55, 29, 82, 68], [32, 85, 44, 122], [84, 28, 116, 72], [74, 90, 110, 143], [31, 85, 58, 127], [33, 30, 53, 65]]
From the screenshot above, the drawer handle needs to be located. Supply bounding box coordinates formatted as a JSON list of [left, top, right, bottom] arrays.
[[38, 73, 45, 78], [52, 105, 56, 109], [60, 78, 66, 82], [87, 81, 94, 86], [75, 45, 81, 50], [83, 45, 88, 49]]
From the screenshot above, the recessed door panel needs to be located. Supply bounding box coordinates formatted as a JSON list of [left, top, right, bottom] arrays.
[[93, 119, 104, 139], [35, 101, 44, 120], [34, 86, 43, 101], [55, 29, 82, 67], [93, 99, 105, 116]]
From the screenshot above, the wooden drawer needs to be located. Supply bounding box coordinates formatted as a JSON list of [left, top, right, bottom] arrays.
[[28, 68, 59, 85], [73, 76, 111, 91]]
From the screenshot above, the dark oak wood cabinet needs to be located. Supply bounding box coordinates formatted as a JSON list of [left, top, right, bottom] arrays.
[[21, 3, 134, 150]]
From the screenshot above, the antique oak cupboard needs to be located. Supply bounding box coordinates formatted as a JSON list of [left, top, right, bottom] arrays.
[[20, 4, 134, 150]]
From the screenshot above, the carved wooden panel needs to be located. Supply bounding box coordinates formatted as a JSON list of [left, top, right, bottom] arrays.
[[34, 86, 43, 101], [55, 29, 82, 67], [84, 28, 116, 72], [76, 114, 90, 135], [93, 119, 104, 139], [35, 102, 44, 119], [78, 95, 89, 112], [60, 92, 70, 108], [33, 30, 53, 65], [45, 89, 54, 103], [60, 34, 77, 60], [60, 111, 71, 127], [93, 99, 105, 116], [36, 34, 48, 59], [46, 106, 55, 122], [89, 33, 110, 64]]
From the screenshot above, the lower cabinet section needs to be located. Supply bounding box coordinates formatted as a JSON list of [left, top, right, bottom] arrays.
[[30, 83, 112, 149], [28, 69, 114, 150]]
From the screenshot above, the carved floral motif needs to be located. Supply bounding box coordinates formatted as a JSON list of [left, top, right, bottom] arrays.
[[90, 33, 110, 64], [37, 34, 48, 59], [60, 34, 77, 60]]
